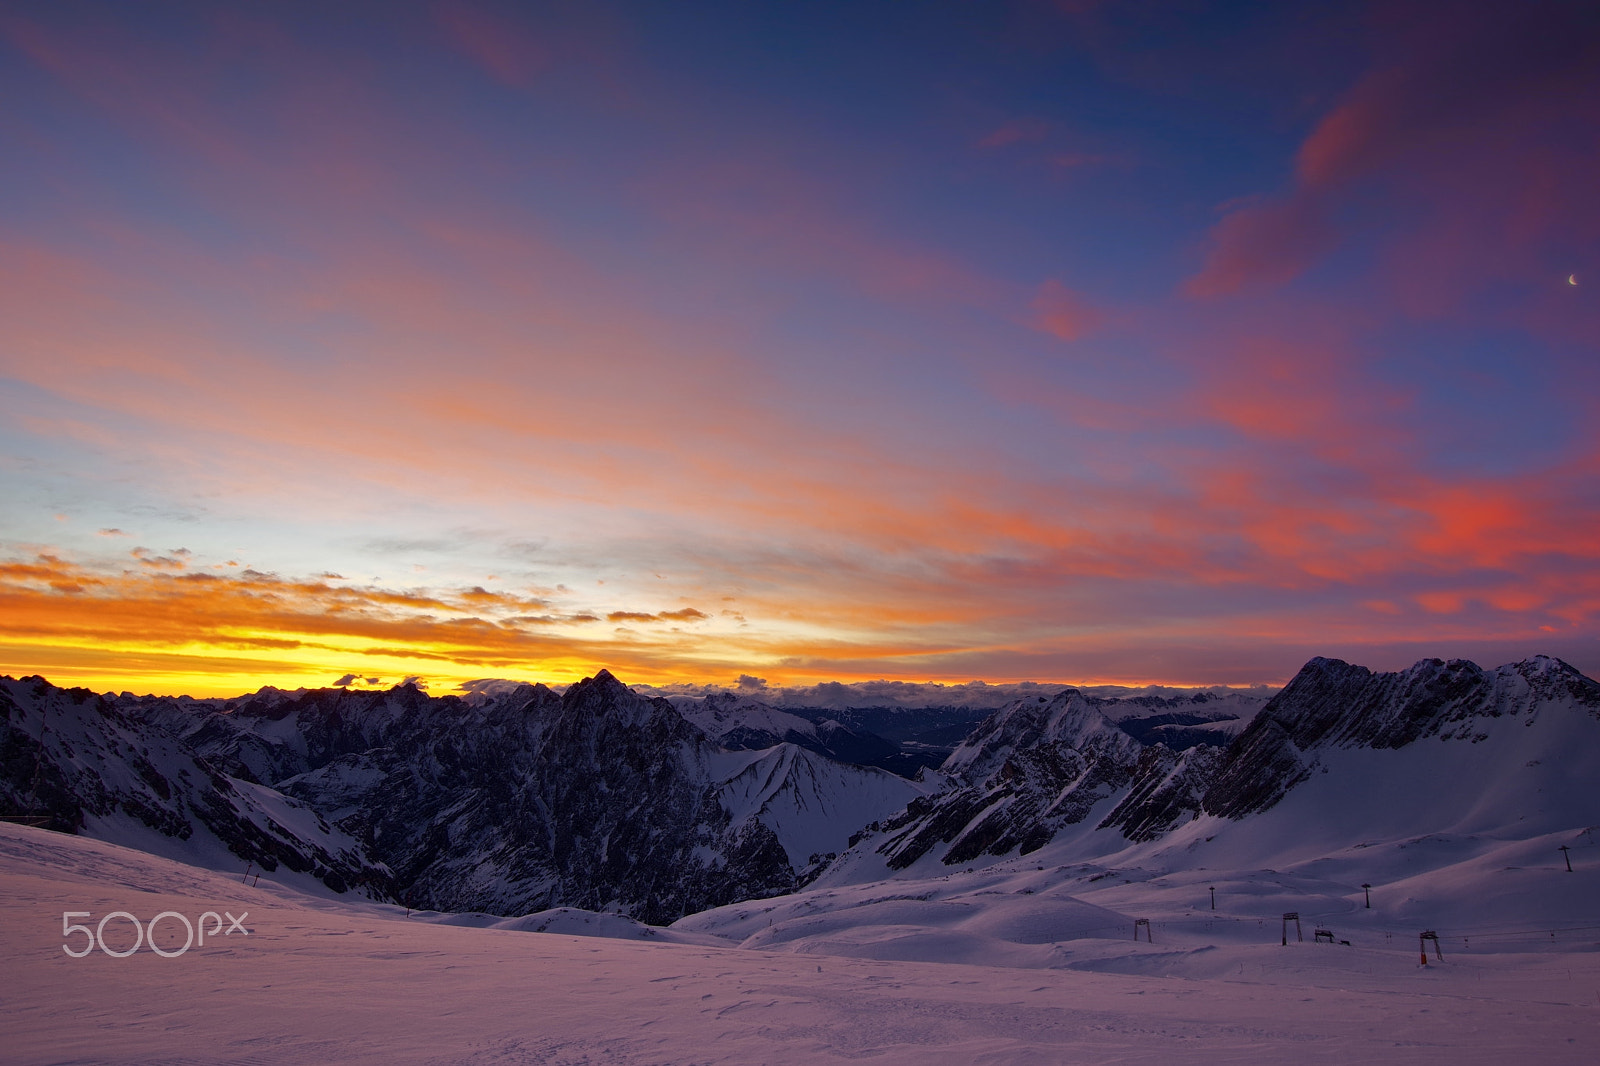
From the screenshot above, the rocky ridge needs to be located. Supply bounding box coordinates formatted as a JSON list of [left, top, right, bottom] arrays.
[[852, 655, 1600, 872], [8, 655, 1596, 920], [2, 670, 922, 923], [0, 676, 389, 897]]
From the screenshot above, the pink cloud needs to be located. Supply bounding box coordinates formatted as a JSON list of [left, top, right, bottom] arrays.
[[1186, 3, 1600, 299], [436, 4, 548, 89], [5, 2, 1598, 688], [1030, 280, 1105, 342], [977, 117, 1052, 149], [1051, 152, 1117, 171], [630, 152, 1012, 310], [1184, 198, 1332, 299]]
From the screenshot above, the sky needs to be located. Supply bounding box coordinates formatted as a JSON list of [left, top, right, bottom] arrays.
[[2, 0, 1598, 697]]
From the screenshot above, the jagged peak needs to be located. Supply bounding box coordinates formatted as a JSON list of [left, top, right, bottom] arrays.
[[990, 687, 1112, 739], [1498, 655, 1600, 709], [1508, 654, 1585, 677], [1253, 652, 1600, 758], [1283, 656, 1367, 685], [555, 669, 702, 742], [563, 668, 637, 705], [942, 687, 1125, 780], [2, 675, 105, 706], [1283, 654, 1597, 694]]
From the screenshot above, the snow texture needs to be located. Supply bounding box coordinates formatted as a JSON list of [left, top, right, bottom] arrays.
[[4, 820, 1597, 1064]]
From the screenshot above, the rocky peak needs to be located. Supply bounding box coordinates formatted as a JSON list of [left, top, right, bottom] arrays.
[[562, 669, 644, 714], [943, 688, 1130, 783], [1499, 656, 1600, 713], [0, 676, 391, 898], [1200, 654, 1600, 820], [1252, 654, 1597, 755], [553, 670, 702, 751], [869, 690, 1147, 869]]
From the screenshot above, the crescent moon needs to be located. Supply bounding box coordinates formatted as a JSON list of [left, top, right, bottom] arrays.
[[1571, 274, 1579, 285]]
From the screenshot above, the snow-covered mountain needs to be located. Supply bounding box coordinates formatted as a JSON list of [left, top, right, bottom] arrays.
[[261, 672, 923, 920], [714, 742, 931, 871], [1202, 654, 1600, 818], [1092, 689, 1263, 749], [0, 676, 390, 899], [866, 688, 1184, 871], [7, 654, 1599, 1066], [672, 692, 907, 774], [673, 691, 822, 745], [674, 654, 1600, 988], [835, 655, 1600, 880], [9, 654, 1596, 930], [4, 669, 923, 922]]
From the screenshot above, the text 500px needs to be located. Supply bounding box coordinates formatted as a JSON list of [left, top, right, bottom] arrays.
[[61, 910, 250, 957]]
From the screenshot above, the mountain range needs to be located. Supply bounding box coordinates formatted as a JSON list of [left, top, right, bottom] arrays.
[[1, 670, 924, 921], [3, 655, 1595, 926], [841, 654, 1600, 881]]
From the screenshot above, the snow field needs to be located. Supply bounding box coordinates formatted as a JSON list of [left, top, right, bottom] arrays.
[[4, 823, 1597, 1064]]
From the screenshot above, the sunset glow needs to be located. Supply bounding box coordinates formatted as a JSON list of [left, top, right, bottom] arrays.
[[3, 1, 1596, 695]]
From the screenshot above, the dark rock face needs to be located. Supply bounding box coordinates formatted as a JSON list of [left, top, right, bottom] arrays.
[[1195, 716, 1312, 820], [0, 677, 391, 898], [1099, 744, 1228, 843], [322, 671, 796, 923], [1200, 655, 1600, 819], [90, 671, 804, 922], [874, 691, 1150, 868]]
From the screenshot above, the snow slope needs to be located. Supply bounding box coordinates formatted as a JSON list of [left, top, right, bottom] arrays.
[[677, 661, 1600, 985], [668, 655, 1600, 1003], [712, 743, 930, 868], [675, 692, 826, 744], [3, 822, 1596, 1064]]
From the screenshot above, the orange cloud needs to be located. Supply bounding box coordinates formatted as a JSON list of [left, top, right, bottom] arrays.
[[4, 3, 1597, 695], [0, 551, 735, 693], [606, 611, 657, 623], [658, 608, 709, 622], [4, 536, 1596, 697]]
